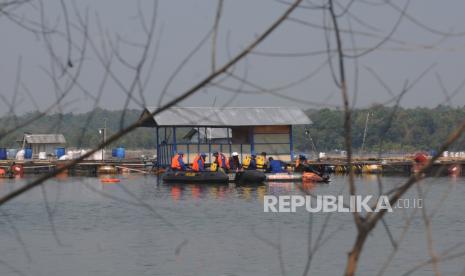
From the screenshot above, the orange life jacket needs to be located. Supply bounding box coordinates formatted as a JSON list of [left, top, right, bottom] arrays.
[[171, 154, 182, 170], [217, 153, 230, 169], [192, 155, 204, 172]]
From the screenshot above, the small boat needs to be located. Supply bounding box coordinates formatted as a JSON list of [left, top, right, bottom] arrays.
[[162, 171, 229, 184], [266, 172, 303, 182], [233, 170, 266, 183]]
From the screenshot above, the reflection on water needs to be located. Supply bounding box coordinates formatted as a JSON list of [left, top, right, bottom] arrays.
[[168, 183, 268, 201], [166, 182, 315, 202], [0, 175, 464, 276]]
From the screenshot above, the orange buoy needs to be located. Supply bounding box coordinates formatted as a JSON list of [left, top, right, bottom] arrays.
[[100, 178, 120, 183], [302, 172, 323, 182]]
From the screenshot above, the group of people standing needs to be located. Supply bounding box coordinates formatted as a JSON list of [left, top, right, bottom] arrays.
[[170, 151, 288, 173]]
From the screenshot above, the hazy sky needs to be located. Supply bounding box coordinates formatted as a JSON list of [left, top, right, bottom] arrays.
[[1, 0, 465, 116]]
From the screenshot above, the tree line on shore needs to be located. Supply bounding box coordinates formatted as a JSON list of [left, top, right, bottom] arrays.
[[1, 106, 465, 153]]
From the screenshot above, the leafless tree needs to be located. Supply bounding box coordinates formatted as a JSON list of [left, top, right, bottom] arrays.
[[1, 0, 465, 275]]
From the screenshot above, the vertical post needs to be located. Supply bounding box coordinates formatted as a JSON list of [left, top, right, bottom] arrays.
[[187, 144, 190, 164], [240, 144, 243, 162], [289, 125, 294, 161], [227, 128, 232, 155], [103, 118, 107, 161], [250, 127, 255, 155], [197, 127, 201, 153], [208, 143, 212, 163], [172, 127, 177, 153], [164, 127, 167, 166], [156, 127, 159, 169]]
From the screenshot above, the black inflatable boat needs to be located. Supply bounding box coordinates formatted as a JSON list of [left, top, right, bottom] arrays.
[[162, 171, 229, 183], [233, 170, 266, 183]]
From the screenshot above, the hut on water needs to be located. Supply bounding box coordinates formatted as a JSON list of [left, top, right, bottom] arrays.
[[139, 107, 312, 166], [17, 134, 66, 157]]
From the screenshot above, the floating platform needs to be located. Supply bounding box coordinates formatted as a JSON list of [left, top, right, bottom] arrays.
[[1, 157, 465, 177]]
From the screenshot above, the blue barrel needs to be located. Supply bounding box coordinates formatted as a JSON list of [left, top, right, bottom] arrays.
[[0, 148, 6, 160], [25, 148, 33, 159], [112, 149, 117, 157], [7, 149, 18, 159], [55, 147, 65, 158], [116, 147, 125, 159]]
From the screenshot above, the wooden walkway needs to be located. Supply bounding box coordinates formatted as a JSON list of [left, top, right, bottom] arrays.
[[1, 157, 464, 176]]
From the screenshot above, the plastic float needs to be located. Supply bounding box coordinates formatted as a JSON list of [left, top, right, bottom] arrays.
[[100, 178, 121, 183]]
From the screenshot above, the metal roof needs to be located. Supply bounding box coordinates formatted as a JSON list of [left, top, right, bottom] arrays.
[[183, 128, 230, 140], [142, 107, 312, 127], [24, 134, 66, 144]]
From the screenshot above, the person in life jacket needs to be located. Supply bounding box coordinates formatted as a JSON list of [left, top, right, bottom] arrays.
[[295, 154, 308, 172], [171, 151, 187, 171], [242, 154, 257, 170], [212, 152, 229, 172], [256, 152, 267, 170], [267, 157, 285, 173], [192, 153, 207, 172], [229, 152, 241, 171]]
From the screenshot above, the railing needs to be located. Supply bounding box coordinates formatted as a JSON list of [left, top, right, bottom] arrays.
[[157, 142, 291, 167]]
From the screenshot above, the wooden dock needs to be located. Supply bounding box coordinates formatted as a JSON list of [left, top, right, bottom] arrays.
[[1, 157, 464, 177], [0, 159, 153, 176]]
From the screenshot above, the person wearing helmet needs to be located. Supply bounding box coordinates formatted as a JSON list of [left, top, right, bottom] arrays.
[[229, 152, 242, 171], [171, 151, 186, 171], [192, 153, 207, 172]]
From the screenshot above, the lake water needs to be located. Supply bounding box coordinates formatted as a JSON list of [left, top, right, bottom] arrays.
[[0, 175, 464, 276]]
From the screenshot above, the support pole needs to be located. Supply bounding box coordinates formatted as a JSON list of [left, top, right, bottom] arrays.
[[156, 127, 159, 169], [227, 128, 232, 155], [250, 127, 255, 155], [172, 127, 177, 153], [197, 127, 201, 153], [240, 144, 243, 162], [289, 125, 294, 161]]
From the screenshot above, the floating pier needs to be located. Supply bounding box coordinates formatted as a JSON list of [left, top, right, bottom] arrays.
[[0, 159, 153, 176], [1, 156, 464, 177]]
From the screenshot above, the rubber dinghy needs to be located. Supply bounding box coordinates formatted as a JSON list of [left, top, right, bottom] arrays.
[[233, 170, 266, 183], [266, 172, 302, 182], [162, 171, 229, 184]]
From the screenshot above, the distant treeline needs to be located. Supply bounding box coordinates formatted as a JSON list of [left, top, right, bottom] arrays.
[[0, 108, 155, 149], [294, 105, 465, 153], [1, 106, 465, 152]]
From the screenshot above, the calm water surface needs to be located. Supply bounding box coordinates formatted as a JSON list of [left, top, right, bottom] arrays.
[[0, 175, 464, 276]]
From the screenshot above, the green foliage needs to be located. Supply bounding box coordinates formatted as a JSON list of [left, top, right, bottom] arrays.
[[295, 105, 465, 153], [1, 106, 465, 152], [0, 108, 155, 149]]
